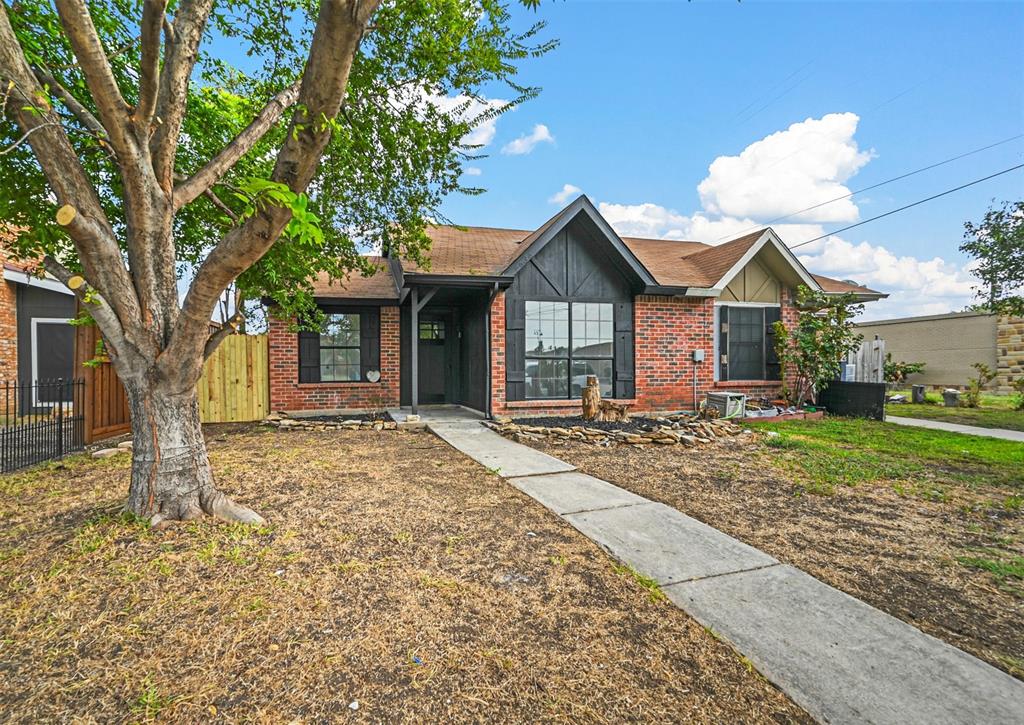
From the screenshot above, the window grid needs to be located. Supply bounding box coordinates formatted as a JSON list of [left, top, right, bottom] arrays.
[[525, 301, 615, 400], [320, 313, 361, 381]]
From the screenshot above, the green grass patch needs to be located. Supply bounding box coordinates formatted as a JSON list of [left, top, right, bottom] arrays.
[[749, 417, 1024, 496], [888, 390, 1024, 432], [956, 550, 1024, 597], [612, 562, 666, 603]]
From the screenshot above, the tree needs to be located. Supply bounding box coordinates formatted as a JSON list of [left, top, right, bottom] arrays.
[[773, 286, 864, 406], [883, 353, 925, 386], [960, 200, 1024, 316], [0, 0, 552, 525]]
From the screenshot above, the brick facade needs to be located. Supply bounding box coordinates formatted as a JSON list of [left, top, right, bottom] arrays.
[[268, 306, 401, 412], [0, 245, 18, 382], [273, 289, 801, 417]]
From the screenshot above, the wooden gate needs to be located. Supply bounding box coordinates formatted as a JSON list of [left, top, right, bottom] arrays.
[[196, 334, 269, 423], [76, 325, 269, 443], [75, 322, 130, 443]]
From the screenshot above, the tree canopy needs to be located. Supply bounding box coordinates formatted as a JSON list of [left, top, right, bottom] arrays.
[[2, 0, 554, 326], [961, 199, 1024, 317]]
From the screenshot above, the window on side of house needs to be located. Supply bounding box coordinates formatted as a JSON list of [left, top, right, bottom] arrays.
[[524, 300, 614, 399], [319, 313, 361, 381], [717, 305, 782, 382]]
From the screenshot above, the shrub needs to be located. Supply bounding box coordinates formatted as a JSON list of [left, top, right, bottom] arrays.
[[883, 353, 926, 386], [1012, 378, 1024, 411], [962, 362, 996, 408]]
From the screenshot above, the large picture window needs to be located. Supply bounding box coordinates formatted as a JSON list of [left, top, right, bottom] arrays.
[[717, 305, 781, 382], [525, 301, 614, 399], [320, 313, 361, 381]]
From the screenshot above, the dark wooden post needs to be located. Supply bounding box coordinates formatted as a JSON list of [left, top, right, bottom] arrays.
[[411, 287, 419, 416]]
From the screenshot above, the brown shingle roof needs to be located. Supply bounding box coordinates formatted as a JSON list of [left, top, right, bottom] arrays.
[[310, 256, 399, 299], [811, 274, 880, 296], [312, 223, 883, 299], [406, 225, 530, 275]]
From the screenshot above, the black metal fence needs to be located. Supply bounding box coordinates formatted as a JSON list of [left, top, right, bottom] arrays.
[[1, 379, 86, 474], [818, 380, 887, 421]]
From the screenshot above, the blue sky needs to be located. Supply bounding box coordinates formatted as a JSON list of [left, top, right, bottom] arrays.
[[438, 0, 1024, 320]]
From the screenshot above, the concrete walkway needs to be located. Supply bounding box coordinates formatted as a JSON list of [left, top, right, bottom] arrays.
[[886, 414, 1024, 442], [427, 420, 1024, 724]]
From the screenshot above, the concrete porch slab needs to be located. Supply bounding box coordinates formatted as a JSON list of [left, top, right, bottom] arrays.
[[507, 471, 649, 515], [664, 564, 1024, 725], [564, 502, 778, 585], [427, 422, 575, 478]]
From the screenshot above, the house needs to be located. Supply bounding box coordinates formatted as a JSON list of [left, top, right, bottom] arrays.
[[856, 310, 1024, 393], [267, 196, 885, 417], [1, 238, 76, 396]]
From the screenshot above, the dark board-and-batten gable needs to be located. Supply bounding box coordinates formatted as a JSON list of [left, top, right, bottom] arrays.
[[503, 207, 641, 402]]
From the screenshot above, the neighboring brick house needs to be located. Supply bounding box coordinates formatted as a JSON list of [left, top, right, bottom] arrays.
[[268, 195, 885, 416], [1, 233, 77, 388]]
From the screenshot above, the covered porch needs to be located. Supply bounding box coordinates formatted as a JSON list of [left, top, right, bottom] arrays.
[[399, 275, 509, 417]]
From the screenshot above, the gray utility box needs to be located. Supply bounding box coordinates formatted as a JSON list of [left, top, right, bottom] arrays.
[[706, 391, 746, 419]]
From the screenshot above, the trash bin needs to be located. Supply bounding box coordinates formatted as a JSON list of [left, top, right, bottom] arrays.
[[942, 389, 960, 407], [911, 385, 926, 404]]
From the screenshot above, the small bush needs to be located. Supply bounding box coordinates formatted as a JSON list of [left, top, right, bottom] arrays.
[[962, 363, 996, 408], [1011, 378, 1024, 411]]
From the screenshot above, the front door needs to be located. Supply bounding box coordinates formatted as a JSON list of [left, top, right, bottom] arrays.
[[417, 313, 448, 403]]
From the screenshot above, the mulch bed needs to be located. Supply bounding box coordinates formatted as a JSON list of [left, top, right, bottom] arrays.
[[524, 434, 1024, 681], [0, 425, 808, 722]]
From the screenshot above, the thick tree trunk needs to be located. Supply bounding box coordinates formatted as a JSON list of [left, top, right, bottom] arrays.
[[123, 380, 263, 525]]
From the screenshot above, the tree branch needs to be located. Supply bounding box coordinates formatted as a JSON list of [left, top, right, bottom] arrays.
[[151, 0, 215, 191], [0, 4, 141, 329], [172, 79, 302, 210], [51, 0, 133, 158], [0, 121, 62, 155], [41, 255, 132, 360], [136, 0, 168, 127], [165, 0, 382, 385], [31, 66, 108, 141]]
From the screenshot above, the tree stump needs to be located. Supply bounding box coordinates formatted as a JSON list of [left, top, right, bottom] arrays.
[[597, 399, 631, 423], [581, 375, 601, 420]]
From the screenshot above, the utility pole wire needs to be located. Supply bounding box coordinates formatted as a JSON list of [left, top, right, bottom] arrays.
[[787, 163, 1024, 250], [711, 133, 1024, 243]]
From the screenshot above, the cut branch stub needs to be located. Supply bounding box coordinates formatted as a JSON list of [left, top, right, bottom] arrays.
[[67, 275, 85, 290], [56, 204, 77, 226]]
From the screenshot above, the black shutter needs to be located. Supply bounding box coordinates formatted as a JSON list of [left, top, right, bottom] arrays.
[[298, 329, 320, 383], [613, 301, 635, 399], [360, 308, 380, 381], [718, 306, 729, 382], [764, 306, 782, 381], [505, 297, 526, 401]]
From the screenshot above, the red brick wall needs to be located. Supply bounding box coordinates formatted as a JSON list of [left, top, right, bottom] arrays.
[[0, 244, 18, 381], [492, 289, 800, 417], [268, 306, 401, 412]]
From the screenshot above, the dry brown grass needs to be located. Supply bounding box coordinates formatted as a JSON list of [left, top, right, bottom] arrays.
[[0, 425, 807, 723], [528, 433, 1024, 680]]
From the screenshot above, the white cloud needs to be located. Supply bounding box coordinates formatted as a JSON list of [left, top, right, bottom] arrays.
[[796, 235, 980, 319], [698, 112, 874, 223], [464, 166, 482, 176], [548, 183, 581, 205], [396, 87, 509, 149], [595, 111, 978, 319], [502, 124, 554, 155]]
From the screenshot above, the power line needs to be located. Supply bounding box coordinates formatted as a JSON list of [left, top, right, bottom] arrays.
[[788, 163, 1024, 250], [711, 133, 1024, 243]]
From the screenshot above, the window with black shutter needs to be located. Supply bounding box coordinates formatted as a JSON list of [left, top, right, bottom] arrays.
[[717, 305, 783, 381], [297, 306, 380, 383]]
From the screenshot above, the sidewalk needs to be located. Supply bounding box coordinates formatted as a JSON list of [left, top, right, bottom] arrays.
[[429, 419, 1024, 725], [886, 414, 1024, 442]]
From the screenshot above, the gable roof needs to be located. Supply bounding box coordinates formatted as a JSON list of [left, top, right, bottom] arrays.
[[313, 199, 885, 301], [499, 195, 656, 286]]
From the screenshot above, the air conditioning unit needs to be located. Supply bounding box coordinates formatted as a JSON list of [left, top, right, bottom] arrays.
[[705, 391, 746, 419]]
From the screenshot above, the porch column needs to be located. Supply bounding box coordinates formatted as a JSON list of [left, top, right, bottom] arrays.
[[411, 287, 419, 415]]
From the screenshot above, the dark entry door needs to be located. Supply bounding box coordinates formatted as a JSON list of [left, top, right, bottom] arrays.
[[417, 313, 448, 403], [34, 320, 75, 403]]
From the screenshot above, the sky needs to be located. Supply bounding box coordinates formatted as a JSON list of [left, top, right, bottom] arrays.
[[435, 0, 1024, 321]]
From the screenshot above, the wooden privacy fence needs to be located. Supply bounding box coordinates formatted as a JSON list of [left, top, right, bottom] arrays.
[[76, 327, 269, 442], [196, 334, 269, 423], [844, 336, 886, 384]]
